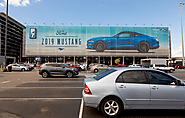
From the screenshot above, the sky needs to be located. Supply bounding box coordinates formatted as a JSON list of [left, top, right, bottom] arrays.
[[0, 0, 185, 57]]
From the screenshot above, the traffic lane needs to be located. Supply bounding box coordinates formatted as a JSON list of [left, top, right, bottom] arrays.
[[82, 106, 185, 118], [0, 99, 81, 118], [0, 88, 83, 98]]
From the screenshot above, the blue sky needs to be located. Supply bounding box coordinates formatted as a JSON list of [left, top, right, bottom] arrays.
[[0, 0, 185, 57]]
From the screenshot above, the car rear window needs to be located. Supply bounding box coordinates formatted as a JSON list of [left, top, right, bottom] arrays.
[[94, 69, 117, 81]]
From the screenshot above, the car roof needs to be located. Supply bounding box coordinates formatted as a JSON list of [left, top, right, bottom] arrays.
[[112, 67, 156, 71]]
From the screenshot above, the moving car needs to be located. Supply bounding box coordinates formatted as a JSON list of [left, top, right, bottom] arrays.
[[39, 63, 78, 78], [83, 67, 185, 117], [87, 31, 159, 53], [90, 64, 110, 73], [9, 64, 31, 71]]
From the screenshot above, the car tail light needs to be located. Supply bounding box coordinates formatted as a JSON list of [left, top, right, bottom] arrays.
[[153, 67, 154, 69], [84, 84, 92, 95], [39, 66, 42, 68], [85, 76, 86, 78]]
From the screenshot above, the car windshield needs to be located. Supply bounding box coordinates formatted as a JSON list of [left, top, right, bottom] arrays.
[[94, 69, 117, 80], [61, 63, 69, 68]]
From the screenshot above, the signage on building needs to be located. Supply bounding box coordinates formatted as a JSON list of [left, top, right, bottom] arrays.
[[26, 26, 169, 57]]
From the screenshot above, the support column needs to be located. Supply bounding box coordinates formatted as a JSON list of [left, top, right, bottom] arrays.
[[86, 56, 88, 64], [110, 56, 112, 66], [63, 56, 65, 63], [56, 57, 57, 63], [99, 56, 100, 64], [133, 57, 135, 64], [74, 56, 75, 64], [122, 56, 124, 65]]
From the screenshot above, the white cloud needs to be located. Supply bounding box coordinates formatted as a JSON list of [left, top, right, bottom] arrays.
[[21, 0, 30, 6], [35, 0, 41, 2], [172, 46, 182, 57], [0, 3, 5, 7], [4, 0, 30, 7]]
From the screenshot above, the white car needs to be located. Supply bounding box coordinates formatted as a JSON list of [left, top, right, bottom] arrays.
[[9, 64, 31, 71], [129, 64, 142, 67], [83, 68, 185, 117], [150, 64, 175, 73]]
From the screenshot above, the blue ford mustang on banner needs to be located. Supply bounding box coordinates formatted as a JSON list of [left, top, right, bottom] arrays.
[[87, 31, 159, 53]]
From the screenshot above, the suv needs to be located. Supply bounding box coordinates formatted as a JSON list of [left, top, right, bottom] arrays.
[[39, 63, 79, 78], [150, 64, 175, 73]]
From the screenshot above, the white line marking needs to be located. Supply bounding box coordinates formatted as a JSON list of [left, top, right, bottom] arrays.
[[1, 87, 84, 89], [0, 98, 82, 101], [1, 81, 10, 84], [78, 98, 84, 118], [22, 81, 83, 83]]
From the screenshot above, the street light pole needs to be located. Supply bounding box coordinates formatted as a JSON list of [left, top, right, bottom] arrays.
[[180, 3, 185, 66], [3, 0, 8, 70]]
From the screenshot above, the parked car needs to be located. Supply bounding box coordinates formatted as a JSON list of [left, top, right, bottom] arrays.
[[117, 64, 128, 67], [67, 64, 81, 71], [129, 64, 142, 67], [39, 63, 79, 78], [8, 64, 31, 71], [90, 64, 110, 73], [83, 67, 185, 117], [87, 31, 159, 53], [88, 63, 99, 70], [150, 64, 175, 73]]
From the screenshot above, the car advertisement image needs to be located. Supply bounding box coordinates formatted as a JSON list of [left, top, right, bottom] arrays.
[[25, 26, 169, 57]]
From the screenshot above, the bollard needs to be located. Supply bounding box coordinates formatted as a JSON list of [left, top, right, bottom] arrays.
[[1, 64, 3, 72]]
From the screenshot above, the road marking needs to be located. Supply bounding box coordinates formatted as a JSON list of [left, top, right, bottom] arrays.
[[1, 87, 84, 89], [22, 81, 83, 83], [0, 98, 82, 101], [1, 81, 10, 84], [78, 98, 84, 118]]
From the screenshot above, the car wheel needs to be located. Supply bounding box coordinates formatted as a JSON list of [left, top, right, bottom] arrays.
[[100, 97, 123, 117], [138, 42, 149, 53], [94, 69, 98, 73], [21, 68, 25, 71], [94, 41, 106, 52], [42, 71, 49, 78], [66, 71, 73, 78], [170, 69, 173, 73]]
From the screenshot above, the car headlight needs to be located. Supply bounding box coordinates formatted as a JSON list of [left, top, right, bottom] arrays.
[[88, 40, 94, 42], [156, 38, 158, 41]]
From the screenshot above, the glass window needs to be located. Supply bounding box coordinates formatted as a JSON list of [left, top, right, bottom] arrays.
[[116, 71, 146, 83], [119, 33, 130, 37], [146, 71, 176, 85], [97, 65, 103, 67]]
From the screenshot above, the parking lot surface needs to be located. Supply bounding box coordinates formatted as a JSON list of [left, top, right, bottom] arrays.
[[0, 69, 185, 118]]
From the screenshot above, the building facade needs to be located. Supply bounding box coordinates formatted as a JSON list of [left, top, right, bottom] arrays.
[[0, 12, 26, 64], [24, 26, 170, 65]]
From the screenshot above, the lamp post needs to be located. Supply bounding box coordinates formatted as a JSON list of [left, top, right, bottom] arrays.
[[3, 0, 8, 70], [180, 2, 184, 66]]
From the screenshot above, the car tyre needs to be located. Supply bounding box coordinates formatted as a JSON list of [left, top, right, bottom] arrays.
[[94, 69, 98, 73], [66, 71, 73, 78], [138, 42, 150, 53], [170, 69, 173, 73], [42, 71, 49, 78], [94, 41, 106, 52], [21, 68, 25, 71], [100, 97, 123, 117]]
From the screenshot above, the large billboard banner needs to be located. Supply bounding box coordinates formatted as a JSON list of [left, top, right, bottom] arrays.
[[25, 26, 169, 57]]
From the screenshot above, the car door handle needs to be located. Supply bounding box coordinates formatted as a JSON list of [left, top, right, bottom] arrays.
[[119, 85, 126, 88], [151, 86, 159, 90]]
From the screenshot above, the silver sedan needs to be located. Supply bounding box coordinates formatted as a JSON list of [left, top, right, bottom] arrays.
[[82, 67, 185, 117]]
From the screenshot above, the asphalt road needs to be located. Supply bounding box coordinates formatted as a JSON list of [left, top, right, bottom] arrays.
[[0, 69, 185, 118]]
